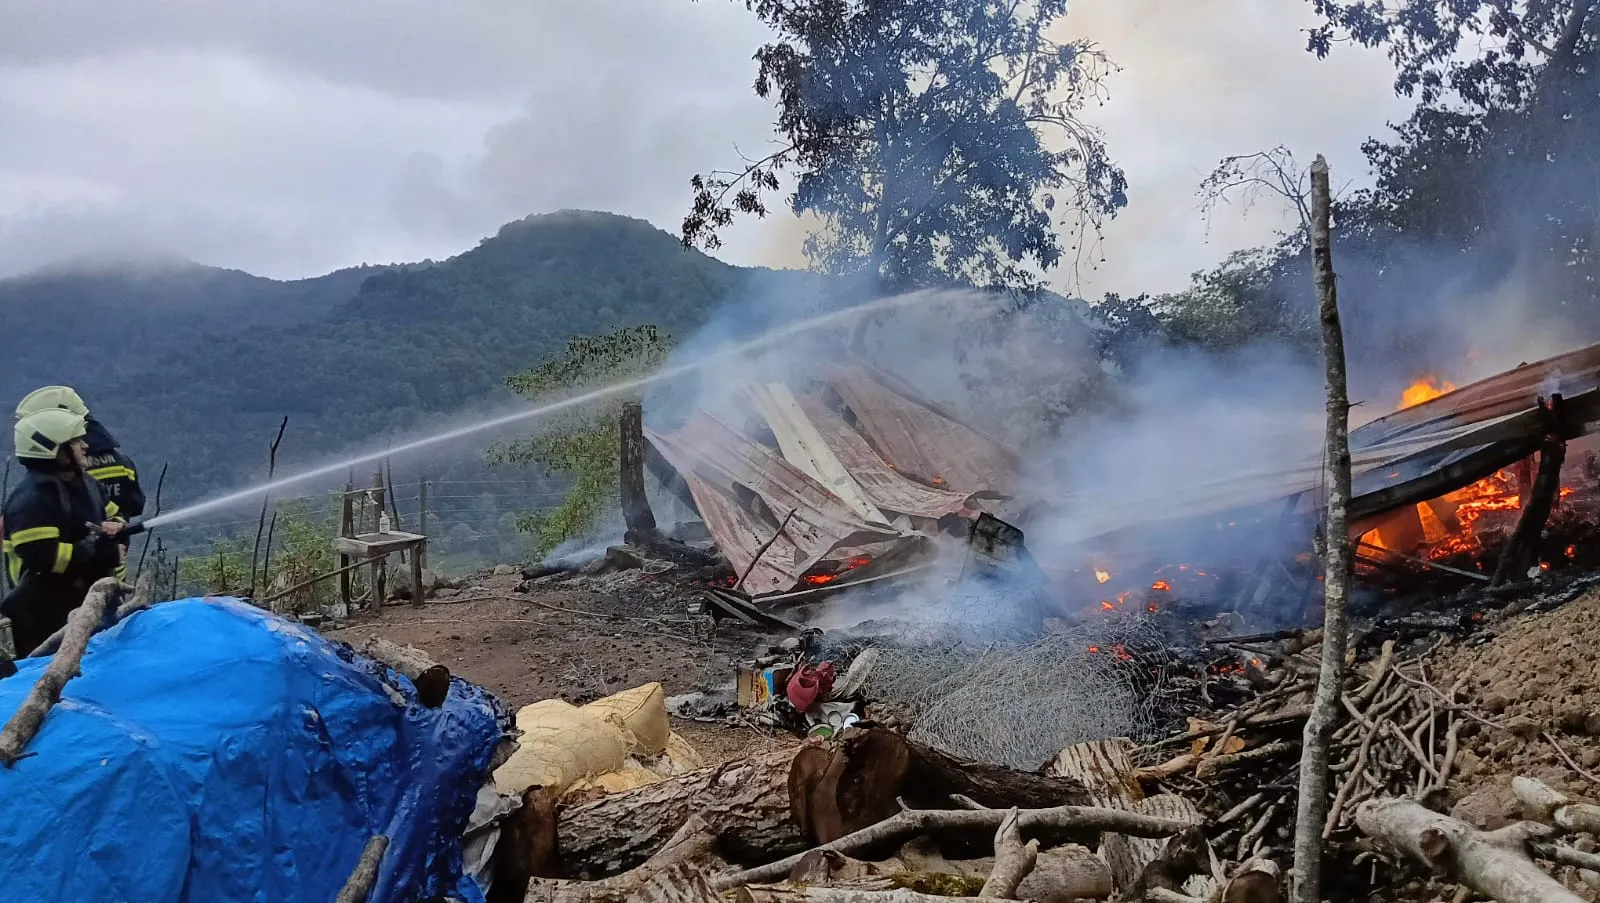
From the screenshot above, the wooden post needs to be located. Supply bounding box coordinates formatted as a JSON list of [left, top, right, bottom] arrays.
[[339, 485, 354, 608], [1292, 155, 1355, 903], [620, 401, 657, 544], [409, 539, 425, 607], [1493, 395, 1569, 585], [418, 477, 430, 571], [369, 471, 386, 610]]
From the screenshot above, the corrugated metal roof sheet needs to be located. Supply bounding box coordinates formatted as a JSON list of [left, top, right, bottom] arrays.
[[643, 411, 911, 596], [821, 362, 1018, 499]]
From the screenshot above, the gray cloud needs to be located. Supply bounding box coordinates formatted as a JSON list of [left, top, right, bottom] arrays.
[[0, 0, 1412, 293]]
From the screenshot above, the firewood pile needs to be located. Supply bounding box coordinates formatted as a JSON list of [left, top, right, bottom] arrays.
[[1133, 630, 1455, 860], [504, 724, 1285, 903], [492, 605, 1600, 903]]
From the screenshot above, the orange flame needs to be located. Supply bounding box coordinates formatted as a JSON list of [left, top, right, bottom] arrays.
[[1093, 568, 1111, 584], [1400, 376, 1457, 409], [1151, 580, 1172, 592]]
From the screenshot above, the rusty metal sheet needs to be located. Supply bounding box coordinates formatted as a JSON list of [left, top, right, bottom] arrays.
[[746, 383, 889, 524], [791, 392, 975, 520], [821, 362, 1018, 498], [644, 411, 909, 596]]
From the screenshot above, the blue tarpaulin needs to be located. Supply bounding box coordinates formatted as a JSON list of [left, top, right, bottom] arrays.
[[0, 597, 509, 903]]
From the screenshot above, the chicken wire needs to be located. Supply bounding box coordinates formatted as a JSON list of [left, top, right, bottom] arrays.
[[861, 615, 1176, 770]]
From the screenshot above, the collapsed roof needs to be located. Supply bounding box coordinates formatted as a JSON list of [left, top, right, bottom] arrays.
[[1047, 340, 1600, 546], [644, 360, 1019, 596], [646, 341, 1600, 593]]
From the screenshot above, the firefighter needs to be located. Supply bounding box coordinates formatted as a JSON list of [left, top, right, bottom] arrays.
[[14, 386, 143, 579], [1, 408, 124, 656]]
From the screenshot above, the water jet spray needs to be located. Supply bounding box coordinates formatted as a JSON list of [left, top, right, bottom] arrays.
[[141, 290, 978, 530]]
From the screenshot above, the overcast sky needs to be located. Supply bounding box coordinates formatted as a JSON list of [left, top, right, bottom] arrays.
[[0, 0, 1411, 297]]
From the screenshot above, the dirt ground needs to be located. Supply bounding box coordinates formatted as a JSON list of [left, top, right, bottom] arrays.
[[1427, 587, 1600, 829], [323, 573, 795, 765]]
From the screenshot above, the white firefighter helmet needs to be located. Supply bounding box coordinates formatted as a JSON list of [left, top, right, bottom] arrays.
[[14, 408, 88, 461], [15, 386, 88, 421]]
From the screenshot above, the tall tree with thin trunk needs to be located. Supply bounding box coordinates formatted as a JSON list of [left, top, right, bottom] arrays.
[[1292, 154, 1354, 903]]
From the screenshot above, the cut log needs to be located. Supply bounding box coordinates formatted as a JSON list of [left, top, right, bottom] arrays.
[[1102, 795, 1206, 893], [1220, 857, 1281, 903], [908, 734, 1088, 811], [803, 728, 1089, 859], [362, 637, 451, 707], [524, 814, 722, 903], [1046, 739, 1143, 807], [494, 786, 563, 902], [1355, 798, 1584, 903], [557, 745, 803, 879], [0, 578, 125, 764], [334, 835, 389, 903], [1512, 775, 1600, 834], [558, 728, 1088, 881]]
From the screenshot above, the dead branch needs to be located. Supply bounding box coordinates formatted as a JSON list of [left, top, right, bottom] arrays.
[[1292, 153, 1355, 903], [978, 808, 1038, 899], [1531, 840, 1600, 874], [1355, 798, 1583, 903], [1196, 741, 1295, 779], [334, 835, 389, 903], [0, 578, 126, 764], [713, 804, 1196, 891], [1512, 776, 1600, 833], [27, 567, 155, 658]]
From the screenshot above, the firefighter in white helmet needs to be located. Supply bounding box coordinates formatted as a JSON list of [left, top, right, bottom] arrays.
[[1, 408, 124, 655], [15, 386, 144, 523]]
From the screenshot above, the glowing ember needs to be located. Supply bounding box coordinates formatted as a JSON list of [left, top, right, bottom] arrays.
[[1100, 601, 1116, 611], [1365, 377, 1580, 562], [1093, 568, 1111, 584], [1399, 376, 1457, 409], [802, 573, 838, 586], [1568, 545, 1578, 559], [1151, 580, 1172, 592]]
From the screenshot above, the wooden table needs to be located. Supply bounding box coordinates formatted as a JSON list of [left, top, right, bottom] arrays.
[[332, 531, 427, 609]]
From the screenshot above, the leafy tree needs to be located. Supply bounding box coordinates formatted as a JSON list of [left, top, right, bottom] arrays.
[[683, 0, 1127, 293], [490, 325, 674, 557], [1305, 0, 1600, 327], [176, 496, 340, 612]]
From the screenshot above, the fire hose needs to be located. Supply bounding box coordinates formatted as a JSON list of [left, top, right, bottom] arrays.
[[83, 515, 148, 539]]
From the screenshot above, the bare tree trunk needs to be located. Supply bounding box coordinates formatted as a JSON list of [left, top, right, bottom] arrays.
[[1355, 799, 1584, 903], [618, 402, 656, 544], [1292, 154, 1354, 903]]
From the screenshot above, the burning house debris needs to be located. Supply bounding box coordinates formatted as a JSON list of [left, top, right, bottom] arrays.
[[463, 335, 1600, 903]]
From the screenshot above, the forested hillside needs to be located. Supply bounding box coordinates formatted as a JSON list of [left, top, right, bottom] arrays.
[[0, 211, 805, 565]]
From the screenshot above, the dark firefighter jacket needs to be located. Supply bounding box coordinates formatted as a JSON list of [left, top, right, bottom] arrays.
[[84, 418, 143, 520], [1, 464, 123, 654]]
